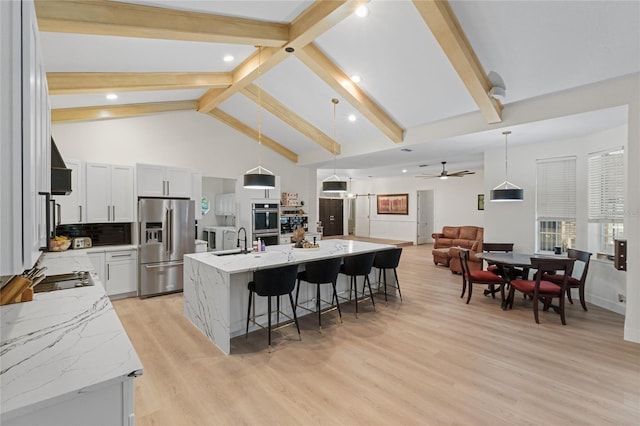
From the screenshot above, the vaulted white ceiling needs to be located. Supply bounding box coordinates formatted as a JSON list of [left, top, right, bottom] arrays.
[[41, 0, 640, 179]]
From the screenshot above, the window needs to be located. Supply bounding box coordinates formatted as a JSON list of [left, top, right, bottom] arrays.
[[536, 157, 576, 252], [588, 148, 624, 254]]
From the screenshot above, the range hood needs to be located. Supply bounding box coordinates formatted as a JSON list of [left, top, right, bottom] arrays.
[[51, 137, 72, 196]]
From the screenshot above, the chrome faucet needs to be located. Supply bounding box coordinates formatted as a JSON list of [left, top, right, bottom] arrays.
[[237, 227, 248, 254]]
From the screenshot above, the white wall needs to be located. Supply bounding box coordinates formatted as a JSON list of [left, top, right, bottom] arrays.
[[324, 170, 484, 244], [484, 125, 628, 314]]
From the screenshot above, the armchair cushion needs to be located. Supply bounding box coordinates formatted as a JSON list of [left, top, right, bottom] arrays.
[[459, 226, 478, 241], [442, 226, 459, 239], [449, 247, 482, 274]]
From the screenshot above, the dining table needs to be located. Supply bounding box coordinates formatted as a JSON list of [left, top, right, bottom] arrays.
[[475, 252, 560, 309]]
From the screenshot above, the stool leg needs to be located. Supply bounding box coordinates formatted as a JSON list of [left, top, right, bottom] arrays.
[[246, 291, 252, 338], [267, 296, 272, 351], [295, 278, 301, 311], [317, 283, 322, 331], [288, 292, 301, 340], [353, 276, 358, 318], [365, 275, 376, 310], [276, 295, 280, 327], [394, 268, 402, 302], [377, 268, 382, 293], [332, 280, 343, 322], [383, 268, 388, 303]]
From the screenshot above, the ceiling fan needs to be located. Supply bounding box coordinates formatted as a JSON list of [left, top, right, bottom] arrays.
[[416, 161, 475, 179]]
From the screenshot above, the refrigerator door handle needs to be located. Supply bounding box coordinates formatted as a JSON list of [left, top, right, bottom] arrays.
[[165, 208, 170, 254], [168, 208, 173, 254], [144, 261, 184, 269]]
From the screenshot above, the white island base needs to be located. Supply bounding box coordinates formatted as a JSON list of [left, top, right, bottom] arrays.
[[183, 239, 395, 354]]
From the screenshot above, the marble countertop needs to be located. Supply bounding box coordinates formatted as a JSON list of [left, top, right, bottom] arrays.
[[185, 239, 394, 274], [0, 251, 143, 420]]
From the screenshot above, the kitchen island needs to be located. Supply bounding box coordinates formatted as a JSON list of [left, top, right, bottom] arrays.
[[0, 251, 143, 426], [183, 239, 394, 354]]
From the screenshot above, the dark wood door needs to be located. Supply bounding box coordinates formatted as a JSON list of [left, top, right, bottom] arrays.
[[319, 198, 344, 237]]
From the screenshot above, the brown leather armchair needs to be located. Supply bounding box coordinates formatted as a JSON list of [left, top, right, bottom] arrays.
[[449, 243, 482, 274], [431, 226, 484, 273]]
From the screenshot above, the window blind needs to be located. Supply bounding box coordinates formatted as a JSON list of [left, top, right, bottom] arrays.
[[588, 148, 624, 223], [536, 157, 576, 221]]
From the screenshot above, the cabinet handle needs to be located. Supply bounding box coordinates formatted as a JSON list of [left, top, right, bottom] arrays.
[[56, 203, 62, 226], [107, 205, 111, 221], [79, 205, 82, 222], [163, 180, 167, 196], [111, 253, 132, 258], [107, 264, 110, 280], [167, 181, 170, 195], [112, 205, 116, 220]]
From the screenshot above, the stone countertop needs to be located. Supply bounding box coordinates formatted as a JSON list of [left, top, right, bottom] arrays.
[[0, 250, 143, 421], [184, 239, 394, 275]]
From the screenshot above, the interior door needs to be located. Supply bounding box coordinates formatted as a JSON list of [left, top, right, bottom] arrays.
[[355, 195, 371, 238], [417, 190, 434, 244], [319, 198, 343, 237]]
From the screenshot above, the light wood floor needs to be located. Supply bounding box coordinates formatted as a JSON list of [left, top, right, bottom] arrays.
[[113, 244, 640, 425]]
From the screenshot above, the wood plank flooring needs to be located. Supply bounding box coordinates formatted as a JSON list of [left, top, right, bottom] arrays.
[[113, 243, 640, 425]]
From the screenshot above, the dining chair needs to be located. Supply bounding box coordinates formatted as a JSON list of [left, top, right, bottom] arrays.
[[543, 249, 592, 311], [459, 249, 506, 304], [507, 257, 575, 325]]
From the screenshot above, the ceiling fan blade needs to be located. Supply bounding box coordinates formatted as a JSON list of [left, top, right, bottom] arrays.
[[415, 174, 440, 179], [448, 170, 475, 177]]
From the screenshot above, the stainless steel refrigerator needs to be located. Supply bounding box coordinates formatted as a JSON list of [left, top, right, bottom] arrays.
[[138, 198, 195, 297]]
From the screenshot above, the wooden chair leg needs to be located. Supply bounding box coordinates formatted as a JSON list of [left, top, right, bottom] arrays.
[[460, 277, 467, 298], [579, 286, 588, 311], [567, 288, 574, 304], [533, 294, 540, 324], [466, 282, 473, 304], [559, 295, 567, 325]]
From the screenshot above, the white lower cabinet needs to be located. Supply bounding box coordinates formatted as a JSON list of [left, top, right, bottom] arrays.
[[88, 248, 137, 298]]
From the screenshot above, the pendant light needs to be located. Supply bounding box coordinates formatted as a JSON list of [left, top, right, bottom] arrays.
[[243, 46, 275, 190], [322, 98, 347, 193], [490, 130, 524, 201]]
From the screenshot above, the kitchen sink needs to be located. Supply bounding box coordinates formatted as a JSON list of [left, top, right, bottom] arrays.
[[33, 271, 94, 293]]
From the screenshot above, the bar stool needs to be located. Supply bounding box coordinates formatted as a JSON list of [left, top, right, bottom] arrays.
[[245, 264, 300, 351], [295, 257, 343, 332], [373, 248, 403, 303], [339, 252, 376, 317]]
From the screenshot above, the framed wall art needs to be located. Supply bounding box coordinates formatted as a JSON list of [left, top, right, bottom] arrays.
[[377, 193, 408, 215], [477, 194, 485, 211]]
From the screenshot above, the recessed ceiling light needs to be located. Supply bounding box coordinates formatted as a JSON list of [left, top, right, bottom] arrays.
[[106, 93, 118, 100], [402, 169, 407, 173], [351, 74, 361, 83], [355, 5, 369, 17], [348, 114, 356, 122], [223, 55, 234, 62]]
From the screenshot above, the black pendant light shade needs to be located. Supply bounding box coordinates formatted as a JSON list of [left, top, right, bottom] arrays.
[[490, 187, 524, 201], [244, 171, 276, 189], [322, 179, 347, 193]]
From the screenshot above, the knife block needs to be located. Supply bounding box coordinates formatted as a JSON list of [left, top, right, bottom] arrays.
[[0, 276, 33, 305]]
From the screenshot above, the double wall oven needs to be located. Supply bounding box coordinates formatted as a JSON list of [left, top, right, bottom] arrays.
[[251, 202, 279, 246]]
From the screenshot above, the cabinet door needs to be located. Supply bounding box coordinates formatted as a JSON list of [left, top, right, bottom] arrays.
[[106, 251, 137, 296], [110, 165, 134, 222], [87, 252, 106, 289], [137, 164, 166, 197], [165, 167, 191, 198], [58, 159, 84, 224], [191, 172, 202, 219], [22, 0, 50, 268], [85, 163, 111, 223]]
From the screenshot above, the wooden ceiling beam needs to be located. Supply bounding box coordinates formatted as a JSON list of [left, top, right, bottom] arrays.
[[35, 0, 289, 46], [295, 43, 405, 143], [412, 0, 503, 124], [51, 100, 197, 122], [241, 84, 340, 155], [198, 0, 369, 113], [207, 109, 298, 163], [47, 72, 232, 95]]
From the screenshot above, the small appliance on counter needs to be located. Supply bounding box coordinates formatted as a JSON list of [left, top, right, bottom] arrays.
[[72, 237, 92, 249]]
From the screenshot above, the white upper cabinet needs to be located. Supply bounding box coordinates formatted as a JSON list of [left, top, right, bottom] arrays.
[[57, 159, 84, 224], [85, 163, 134, 223], [137, 163, 191, 198]]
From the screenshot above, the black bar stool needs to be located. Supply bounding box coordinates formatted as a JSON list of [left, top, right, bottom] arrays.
[[373, 247, 403, 302], [339, 252, 376, 317], [295, 257, 343, 332], [245, 264, 300, 351]]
